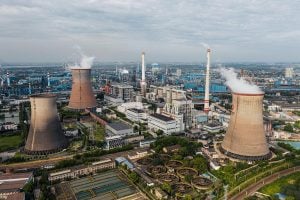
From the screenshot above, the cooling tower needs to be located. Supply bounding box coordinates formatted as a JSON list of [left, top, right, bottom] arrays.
[[221, 92, 271, 161], [25, 94, 68, 154], [68, 68, 97, 109]]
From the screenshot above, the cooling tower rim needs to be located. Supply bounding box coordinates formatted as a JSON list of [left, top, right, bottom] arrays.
[[30, 93, 57, 98], [232, 92, 264, 96]]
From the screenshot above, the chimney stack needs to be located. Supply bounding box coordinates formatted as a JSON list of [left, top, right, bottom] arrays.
[[204, 48, 211, 113], [140, 52, 147, 97]]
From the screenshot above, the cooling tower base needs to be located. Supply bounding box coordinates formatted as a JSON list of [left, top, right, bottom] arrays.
[[23, 144, 68, 155], [220, 146, 272, 161]]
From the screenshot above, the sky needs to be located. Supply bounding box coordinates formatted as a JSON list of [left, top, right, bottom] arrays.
[[0, 0, 300, 63]]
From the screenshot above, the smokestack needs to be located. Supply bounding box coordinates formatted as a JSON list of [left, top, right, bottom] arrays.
[[25, 94, 68, 154], [221, 92, 271, 161], [47, 72, 50, 87], [204, 48, 211, 113], [6, 72, 10, 87], [68, 67, 97, 110], [28, 83, 32, 95], [140, 52, 147, 97]]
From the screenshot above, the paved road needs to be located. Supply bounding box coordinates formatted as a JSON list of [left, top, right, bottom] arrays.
[[230, 166, 300, 200], [0, 148, 149, 170]]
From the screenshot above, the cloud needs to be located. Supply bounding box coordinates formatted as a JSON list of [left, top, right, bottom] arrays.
[[0, 0, 300, 62]]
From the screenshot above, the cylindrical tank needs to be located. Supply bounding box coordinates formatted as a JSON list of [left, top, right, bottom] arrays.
[[25, 94, 68, 154], [221, 92, 271, 161], [68, 68, 97, 109]]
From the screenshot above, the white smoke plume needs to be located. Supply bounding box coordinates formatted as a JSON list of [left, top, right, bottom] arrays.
[[218, 67, 262, 94], [70, 45, 95, 69], [80, 55, 95, 69]]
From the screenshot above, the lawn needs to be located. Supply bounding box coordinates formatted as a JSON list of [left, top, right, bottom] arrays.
[[0, 134, 23, 152], [94, 124, 105, 141], [259, 171, 300, 195]]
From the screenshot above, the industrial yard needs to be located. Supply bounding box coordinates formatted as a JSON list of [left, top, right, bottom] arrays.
[[55, 170, 146, 200]]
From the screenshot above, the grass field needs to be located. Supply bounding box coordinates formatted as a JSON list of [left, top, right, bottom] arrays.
[[259, 171, 300, 195], [0, 134, 23, 152], [94, 124, 105, 141]]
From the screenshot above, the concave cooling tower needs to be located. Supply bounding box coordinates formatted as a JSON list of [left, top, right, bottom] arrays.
[[221, 92, 271, 161], [25, 94, 68, 154], [68, 68, 97, 110]]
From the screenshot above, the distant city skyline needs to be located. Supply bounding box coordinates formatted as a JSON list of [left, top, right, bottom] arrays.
[[1, 0, 300, 63]]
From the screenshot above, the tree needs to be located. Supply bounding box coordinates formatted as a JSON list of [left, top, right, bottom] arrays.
[[191, 155, 208, 173], [184, 194, 192, 200], [284, 124, 294, 133], [184, 175, 193, 183], [161, 182, 171, 194], [128, 172, 139, 183]]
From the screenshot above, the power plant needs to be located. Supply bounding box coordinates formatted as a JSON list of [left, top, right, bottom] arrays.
[[140, 52, 147, 97], [24, 94, 68, 154], [221, 92, 271, 161], [204, 48, 211, 113], [68, 67, 97, 110]]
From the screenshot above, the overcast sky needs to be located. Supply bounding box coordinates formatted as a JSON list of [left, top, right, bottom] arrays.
[[0, 0, 300, 63]]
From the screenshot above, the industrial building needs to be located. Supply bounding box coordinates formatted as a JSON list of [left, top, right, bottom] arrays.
[[24, 94, 68, 155], [68, 67, 97, 110], [126, 108, 147, 123], [148, 113, 183, 135], [221, 92, 271, 161], [0, 172, 33, 199], [106, 121, 135, 137], [111, 84, 134, 102], [48, 158, 115, 182]]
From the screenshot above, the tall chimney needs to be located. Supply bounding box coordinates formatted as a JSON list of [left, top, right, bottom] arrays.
[[140, 52, 147, 97], [47, 72, 50, 87], [204, 48, 211, 113], [6, 72, 10, 87]]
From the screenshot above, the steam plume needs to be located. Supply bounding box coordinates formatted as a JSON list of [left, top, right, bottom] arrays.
[[218, 67, 262, 94], [70, 45, 95, 69]]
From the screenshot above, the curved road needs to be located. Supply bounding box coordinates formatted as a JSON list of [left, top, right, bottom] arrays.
[[230, 166, 300, 200]]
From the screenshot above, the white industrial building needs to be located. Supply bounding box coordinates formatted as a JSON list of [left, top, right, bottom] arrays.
[[148, 113, 183, 135], [117, 102, 144, 113], [126, 108, 147, 123]]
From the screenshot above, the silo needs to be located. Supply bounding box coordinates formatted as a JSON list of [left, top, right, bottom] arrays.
[[25, 94, 68, 154], [221, 92, 271, 161], [68, 67, 97, 110]]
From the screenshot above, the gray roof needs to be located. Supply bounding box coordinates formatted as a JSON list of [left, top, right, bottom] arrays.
[[150, 113, 174, 122], [107, 122, 132, 131]]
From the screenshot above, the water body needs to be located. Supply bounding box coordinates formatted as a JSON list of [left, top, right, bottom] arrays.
[[283, 141, 300, 150], [0, 111, 19, 124]]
